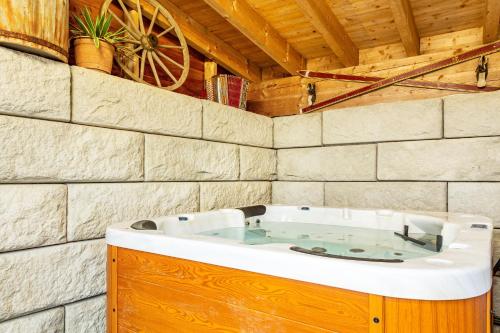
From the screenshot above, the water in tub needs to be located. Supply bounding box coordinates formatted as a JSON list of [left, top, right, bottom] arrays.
[[198, 221, 441, 261]]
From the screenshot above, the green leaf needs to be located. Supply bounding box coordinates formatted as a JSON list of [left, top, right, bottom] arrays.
[[82, 8, 96, 38], [73, 16, 90, 36], [100, 15, 112, 37], [72, 6, 125, 45]]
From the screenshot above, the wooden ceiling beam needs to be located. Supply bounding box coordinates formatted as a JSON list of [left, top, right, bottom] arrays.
[[202, 0, 304, 75], [294, 0, 358, 67], [389, 0, 420, 56], [483, 0, 500, 43], [141, 0, 262, 82]]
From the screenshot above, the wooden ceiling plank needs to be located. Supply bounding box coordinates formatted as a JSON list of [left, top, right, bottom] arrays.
[[202, 0, 304, 75], [294, 0, 358, 67], [146, 0, 262, 81], [389, 0, 420, 56], [484, 0, 500, 43]]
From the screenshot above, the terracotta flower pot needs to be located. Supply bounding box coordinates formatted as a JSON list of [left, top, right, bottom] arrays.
[[74, 38, 115, 73]]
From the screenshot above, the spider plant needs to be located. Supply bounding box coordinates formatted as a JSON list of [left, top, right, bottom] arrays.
[[71, 7, 126, 48]]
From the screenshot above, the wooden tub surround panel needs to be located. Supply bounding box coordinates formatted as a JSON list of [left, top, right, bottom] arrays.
[[107, 246, 489, 333]]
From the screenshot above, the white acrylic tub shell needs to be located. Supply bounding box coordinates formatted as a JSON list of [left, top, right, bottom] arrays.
[[106, 205, 493, 301]]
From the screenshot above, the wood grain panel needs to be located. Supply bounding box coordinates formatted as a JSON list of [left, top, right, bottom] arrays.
[[116, 247, 370, 332], [384, 294, 487, 333], [248, 31, 500, 116], [117, 276, 334, 333]]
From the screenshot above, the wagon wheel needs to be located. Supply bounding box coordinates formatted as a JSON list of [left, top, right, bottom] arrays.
[[101, 0, 189, 91]]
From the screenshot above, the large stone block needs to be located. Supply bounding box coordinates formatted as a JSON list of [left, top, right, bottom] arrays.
[[323, 99, 442, 144], [0, 307, 64, 333], [0, 46, 70, 121], [449, 183, 500, 226], [0, 185, 66, 252], [72, 67, 202, 138], [0, 239, 106, 321], [324, 182, 447, 211], [277, 145, 376, 181], [444, 90, 500, 138], [273, 113, 322, 148], [202, 100, 273, 147], [378, 137, 500, 181], [67, 182, 199, 241], [272, 182, 324, 206], [65, 295, 106, 333], [0, 116, 144, 182], [200, 182, 271, 211], [145, 135, 239, 181], [240, 146, 277, 180]]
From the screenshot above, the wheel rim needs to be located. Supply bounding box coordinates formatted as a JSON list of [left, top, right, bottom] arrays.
[[101, 0, 190, 91]]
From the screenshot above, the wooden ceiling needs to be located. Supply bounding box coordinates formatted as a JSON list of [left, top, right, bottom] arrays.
[[159, 0, 499, 80]]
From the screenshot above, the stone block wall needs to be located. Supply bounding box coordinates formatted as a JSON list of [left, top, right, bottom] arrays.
[[2, 44, 500, 330], [272, 95, 500, 225], [272, 92, 500, 315], [0, 47, 273, 331]]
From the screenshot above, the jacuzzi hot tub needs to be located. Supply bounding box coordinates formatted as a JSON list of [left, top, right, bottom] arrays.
[[106, 205, 493, 333]]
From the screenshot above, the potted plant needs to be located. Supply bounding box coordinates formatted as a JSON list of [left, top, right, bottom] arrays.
[[71, 7, 125, 73]]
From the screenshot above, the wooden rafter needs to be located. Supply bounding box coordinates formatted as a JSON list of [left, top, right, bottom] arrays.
[[139, 0, 262, 82], [202, 0, 304, 75], [484, 0, 500, 43], [295, 0, 358, 67], [389, 0, 420, 56]]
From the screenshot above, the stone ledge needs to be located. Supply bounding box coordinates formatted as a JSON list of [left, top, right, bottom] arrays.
[[200, 182, 271, 211], [145, 135, 239, 181], [240, 146, 277, 180], [272, 182, 324, 206], [378, 137, 500, 181], [72, 67, 202, 138], [0, 307, 64, 333], [449, 182, 500, 227], [273, 113, 322, 148], [277, 145, 376, 181], [444, 90, 500, 138], [0, 46, 70, 122], [0, 115, 144, 183], [0, 185, 67, 252], [323, 98, 443, 145], [0, 239, 106, 321], [202, 100, 273, 148], [65, 295, 106, 333], [325, 182, 447, 211], [67, 182, 199, 241]]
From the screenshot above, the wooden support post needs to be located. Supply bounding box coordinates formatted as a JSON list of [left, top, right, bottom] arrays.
[[389, 0, 420, 56]]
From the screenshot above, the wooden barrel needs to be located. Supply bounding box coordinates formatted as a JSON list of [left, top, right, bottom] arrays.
[[0, 0, 69, 63]]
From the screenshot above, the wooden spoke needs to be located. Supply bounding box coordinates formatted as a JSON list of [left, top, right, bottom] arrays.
[[109, 10, 141, 40], [119, 38, 141, 44], [152, 52, 177, 83], [157, 51, 183, 69], [147, 6, 160, 35], [135, 0, 146, 33], [147, 52, 162, 87], [157, 44, 183, 49], [139, 49, 147, 80], [156, 26, 174, 38], [116, 0, 141, 36], [132, 45, 143, 54]]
